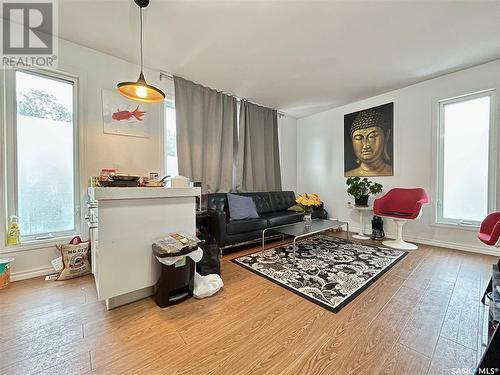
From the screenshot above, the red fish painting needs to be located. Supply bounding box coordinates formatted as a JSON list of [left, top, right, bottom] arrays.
[[112, 106, 146, 121]]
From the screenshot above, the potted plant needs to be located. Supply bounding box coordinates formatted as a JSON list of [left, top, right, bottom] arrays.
[[346, 177, 382, 206], [296, 193, 322, 227]]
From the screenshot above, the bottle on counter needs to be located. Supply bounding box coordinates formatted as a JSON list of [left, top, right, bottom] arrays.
[[6, 216, 20, 245]]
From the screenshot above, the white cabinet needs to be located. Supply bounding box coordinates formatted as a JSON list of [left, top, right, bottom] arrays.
[[87, 187, 200, 309]]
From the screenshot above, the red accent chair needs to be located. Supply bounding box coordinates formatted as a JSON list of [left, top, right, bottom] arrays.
[[478, 212, 500, 247], [373, 188, 430, 250]]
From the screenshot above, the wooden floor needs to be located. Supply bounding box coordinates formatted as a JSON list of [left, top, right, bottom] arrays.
[[0, 232, 496, 375]]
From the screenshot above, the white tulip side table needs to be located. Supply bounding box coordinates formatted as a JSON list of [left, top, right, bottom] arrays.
[[351, 205, 372, 240]]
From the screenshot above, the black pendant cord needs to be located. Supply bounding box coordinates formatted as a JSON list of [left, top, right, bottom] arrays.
[[117, 0, 164, 101], [139, 6, 144, 75]]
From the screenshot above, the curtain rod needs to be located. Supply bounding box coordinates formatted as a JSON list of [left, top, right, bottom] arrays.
[[160, 71, 285, 117]]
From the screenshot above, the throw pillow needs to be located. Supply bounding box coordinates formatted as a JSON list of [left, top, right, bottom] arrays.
[[288, 204, 304, 212], [227, 193, 259, 221]]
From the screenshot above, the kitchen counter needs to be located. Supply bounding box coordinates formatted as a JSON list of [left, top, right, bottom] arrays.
[[90, 187, 200, 201], [87, 186, 200, 310]]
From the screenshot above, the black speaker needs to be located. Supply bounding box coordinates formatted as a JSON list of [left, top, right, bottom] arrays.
[[371, 215, 385, 240]]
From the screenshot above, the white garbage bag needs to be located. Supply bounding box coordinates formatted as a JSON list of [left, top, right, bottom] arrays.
[[156, 248, 203, 266], [194, 272, 223, 299]]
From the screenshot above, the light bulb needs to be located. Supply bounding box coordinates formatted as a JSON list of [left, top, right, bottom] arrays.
[[136, 86, 147, 98]]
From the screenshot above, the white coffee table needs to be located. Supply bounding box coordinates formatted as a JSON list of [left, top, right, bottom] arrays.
[[351, 205, 372, 240]]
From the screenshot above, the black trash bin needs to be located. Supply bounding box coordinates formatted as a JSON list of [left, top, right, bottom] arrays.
[[153, 248, 196, 308], [196, 228, 221, 276]]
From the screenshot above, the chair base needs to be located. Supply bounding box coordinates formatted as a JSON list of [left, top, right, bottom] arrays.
[[382, 238, 418, 250], [381, 218, 419, 250]]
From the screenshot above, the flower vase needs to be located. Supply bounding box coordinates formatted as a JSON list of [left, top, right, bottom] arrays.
[[304, 213, 312, 228]]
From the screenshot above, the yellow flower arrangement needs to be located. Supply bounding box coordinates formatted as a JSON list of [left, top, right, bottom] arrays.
[[296, 193, 322, 214]]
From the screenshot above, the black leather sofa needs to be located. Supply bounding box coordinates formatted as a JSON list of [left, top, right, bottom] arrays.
[[207, 191, 327, 248]]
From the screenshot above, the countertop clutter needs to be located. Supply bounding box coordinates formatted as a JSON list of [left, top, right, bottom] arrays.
[[92, 168, 192, 188]]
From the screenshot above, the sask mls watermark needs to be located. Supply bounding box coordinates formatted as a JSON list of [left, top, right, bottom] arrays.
[[1, 0, 58, 67]]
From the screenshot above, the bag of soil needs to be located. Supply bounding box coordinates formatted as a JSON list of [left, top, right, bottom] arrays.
[[55, 236, 91, 280]]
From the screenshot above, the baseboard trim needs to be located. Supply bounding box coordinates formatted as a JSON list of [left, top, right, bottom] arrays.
[[404, 235, 500, 257], [347, 225, 500, 257], [11, 266, 54, 282]]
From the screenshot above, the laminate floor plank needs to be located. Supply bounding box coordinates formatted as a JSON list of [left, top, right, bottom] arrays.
[[379, 344, 431, 375], [440, 259, 483, 350], [130, 293, 305, 374], [232, 306, 327, 375], [427, 337, 477, 375], [0, 321, 84, 369], [90, 330, 185, 373], [1, 342, 89, 375], [397, 277, 455, 357], [384, 244, 428, 279], [36, 350, 92, 375], [271, 275, 408, 375], [204, 303, 323, 375], [334, 284, 426, 375]]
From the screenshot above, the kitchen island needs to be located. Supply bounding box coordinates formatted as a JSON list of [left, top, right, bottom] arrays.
[[87, 187, 200, 310]]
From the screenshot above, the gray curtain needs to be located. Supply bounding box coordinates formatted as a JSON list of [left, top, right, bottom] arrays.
[[237, 101, 282, 192], [174, 76, 237, 193]]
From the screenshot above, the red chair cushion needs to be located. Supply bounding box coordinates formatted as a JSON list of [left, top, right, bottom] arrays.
[[478, 232, 493, 245], [478, 212, 500, 246], [379, 211, 413, 217], [374, 188, 429, 220]]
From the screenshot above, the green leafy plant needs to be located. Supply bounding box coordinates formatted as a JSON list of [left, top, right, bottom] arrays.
[[346, 177, 382, 199], [17, 89, 72, 123]]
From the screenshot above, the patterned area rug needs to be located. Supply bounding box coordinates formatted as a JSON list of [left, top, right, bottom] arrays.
[[233, 235, 407, 313]]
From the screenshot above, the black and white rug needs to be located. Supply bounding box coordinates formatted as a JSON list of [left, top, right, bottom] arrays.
[[233, 235, 407, 313]]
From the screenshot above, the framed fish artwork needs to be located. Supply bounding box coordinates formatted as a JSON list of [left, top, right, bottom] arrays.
[[102, 89, 159, 138]]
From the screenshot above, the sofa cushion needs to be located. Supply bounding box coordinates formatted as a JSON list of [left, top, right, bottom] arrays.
[[226, 218, 268, 235], [236, 192, 274, 214], [270, 191, 296, 211], [227, 193, 259, 221], [260, 212, 303, 227], [287, 204, 303, 212]]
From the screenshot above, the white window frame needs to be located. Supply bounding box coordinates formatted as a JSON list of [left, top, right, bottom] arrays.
[[435, 89, 498, 228], [4, 67, 80, 242], [164, 99, 177, 178]]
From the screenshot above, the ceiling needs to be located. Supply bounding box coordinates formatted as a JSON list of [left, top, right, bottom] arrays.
[[58, 0, 500, 118]]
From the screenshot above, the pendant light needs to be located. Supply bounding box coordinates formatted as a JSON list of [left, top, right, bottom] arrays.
[[117, 0, 165, 103]]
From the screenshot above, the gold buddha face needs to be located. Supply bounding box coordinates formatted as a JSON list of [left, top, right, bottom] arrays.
[[351, 126, 385, 164]]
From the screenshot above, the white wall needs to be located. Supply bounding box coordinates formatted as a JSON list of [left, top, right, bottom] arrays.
[[1, 38, 174, 280], [0, 39, 298, 280], [297, 60, 500, 255], [278, 115, 298, 192]]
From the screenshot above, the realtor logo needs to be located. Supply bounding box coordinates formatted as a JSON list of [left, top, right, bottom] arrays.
[[1, 0, 58, 67]]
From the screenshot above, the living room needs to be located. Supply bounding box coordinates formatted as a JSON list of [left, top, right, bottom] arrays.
[[1, 0, 500, 374]]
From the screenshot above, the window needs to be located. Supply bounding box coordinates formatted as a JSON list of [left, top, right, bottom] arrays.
[[6, 69, 79, 241], [436, 90, 497, 226], [165, 102, 178, 177]]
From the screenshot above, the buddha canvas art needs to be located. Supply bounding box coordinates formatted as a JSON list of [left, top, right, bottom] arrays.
[[344, 102, 394, 177]]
